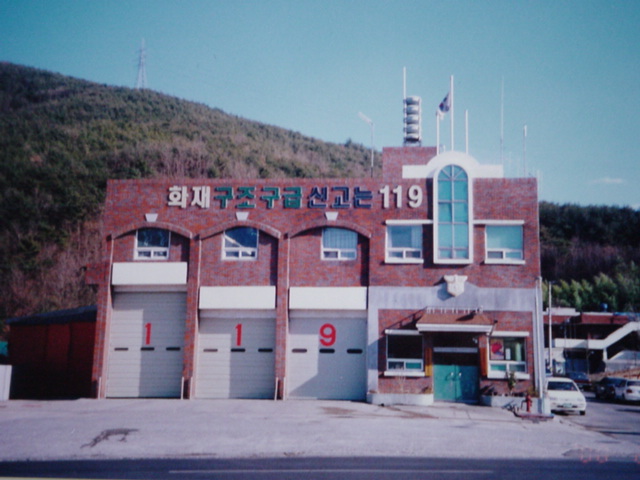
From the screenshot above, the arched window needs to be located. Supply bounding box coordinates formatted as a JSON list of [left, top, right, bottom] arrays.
[[135, 228, 170, 260], [223, 227, 258, 260], [436, 165, 471, 262], [322, 227, 357, 260]]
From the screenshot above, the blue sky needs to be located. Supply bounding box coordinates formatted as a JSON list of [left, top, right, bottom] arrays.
[[1, 1, 639, 207]]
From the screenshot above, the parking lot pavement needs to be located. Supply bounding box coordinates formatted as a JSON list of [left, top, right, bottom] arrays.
[[561, 391, 640, 448], [1, 398, 639, 462]]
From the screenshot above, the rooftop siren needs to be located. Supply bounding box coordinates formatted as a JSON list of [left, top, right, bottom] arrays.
[[403, 96, 422, 145]]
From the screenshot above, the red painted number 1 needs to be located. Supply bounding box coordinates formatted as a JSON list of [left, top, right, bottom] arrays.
[[235, 323, 243, 347], [319, 323, 336, 346], [144, 323, 152, 345]]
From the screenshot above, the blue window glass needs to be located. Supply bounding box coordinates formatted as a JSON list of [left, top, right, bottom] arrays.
[[486, 225, 524, 261], [322, 228, 357, 260], [387, 225, 423, 260], [439, 204, 452, 222], [224, 227, 258, 259], [437, 165, 470, 261], [136, 228, 170, 259]]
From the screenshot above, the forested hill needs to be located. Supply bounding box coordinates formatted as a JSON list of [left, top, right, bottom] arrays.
[[539, 202, 640, 313], [0, 62, 377, 321], [0, 62, 639, 325]]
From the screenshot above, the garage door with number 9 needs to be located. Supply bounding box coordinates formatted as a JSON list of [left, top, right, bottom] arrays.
[[287, 316, 366, 400]]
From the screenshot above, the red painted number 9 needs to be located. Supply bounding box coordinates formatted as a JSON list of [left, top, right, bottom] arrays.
[[319, 323, 336, 346]]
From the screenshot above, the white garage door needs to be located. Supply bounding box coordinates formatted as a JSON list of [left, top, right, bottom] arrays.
[[196, 314, 276, 399], [287, 314, 366, 400], [106, 292, 186, 398]]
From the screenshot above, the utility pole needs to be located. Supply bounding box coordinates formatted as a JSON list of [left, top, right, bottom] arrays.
[[135, 39, 148, 89], [548, 281, 554, 374]]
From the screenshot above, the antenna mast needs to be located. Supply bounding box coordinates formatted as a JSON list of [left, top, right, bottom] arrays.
[[523, 124, 528, 176], [135, 39, 148, 89], [500, 77, 504, 167], [359, 112, 375, 178]]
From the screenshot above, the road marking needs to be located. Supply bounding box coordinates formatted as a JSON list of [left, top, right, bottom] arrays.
[[171, 468, 494, 475]]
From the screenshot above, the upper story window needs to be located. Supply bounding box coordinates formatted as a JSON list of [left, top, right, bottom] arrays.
[[435, 165, 471, 263], [322, 227, 357, 260], [135, 228, 170, 260], [485, 225, 524, 263], [386, 225, 423, 263], [223, 227, 258, 260]]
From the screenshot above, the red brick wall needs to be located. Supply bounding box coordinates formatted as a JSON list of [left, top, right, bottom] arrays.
[[199, 231, 278, 286], [94, 147, 541, 398], [480, 311, 536, 395], [289, 228, 369, 287], [376, 309, 432, 395], [382, 146, 438, 178], [111, 230, 190, 263], [102, 176, 539, 289]]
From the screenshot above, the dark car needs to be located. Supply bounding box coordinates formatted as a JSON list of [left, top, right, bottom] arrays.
[[567, 371, 591, 391], [594, 376, 625, 400]]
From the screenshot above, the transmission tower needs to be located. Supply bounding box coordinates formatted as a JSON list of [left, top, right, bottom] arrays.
[[135, 39, 147, 89]]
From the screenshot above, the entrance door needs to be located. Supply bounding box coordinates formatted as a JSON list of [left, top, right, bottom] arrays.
[[434, 364, 479, 402], [432, 335, 480, 403]]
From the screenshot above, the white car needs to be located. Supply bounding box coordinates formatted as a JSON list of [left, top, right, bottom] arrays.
[[546, 377, 587, 415], [614, 378, 640, 402]]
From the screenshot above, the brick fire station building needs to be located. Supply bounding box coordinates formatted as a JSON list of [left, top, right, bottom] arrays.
[[89, 146, 545, 404]]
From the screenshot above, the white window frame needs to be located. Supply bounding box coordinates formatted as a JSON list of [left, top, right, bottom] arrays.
[[487, 332, 530, 380], [484, 222, 525, 265], [385, 222, 424, 264], [135, 228, 170, 260], [385, 330, 425, 377], [433, 164, 474, 265], [223, 227, 258, 260], [321, 228, 357, 260]]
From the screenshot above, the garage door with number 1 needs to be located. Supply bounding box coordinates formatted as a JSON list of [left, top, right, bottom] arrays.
[[196, 316, 276, 399], [107, 292, 185, 398]]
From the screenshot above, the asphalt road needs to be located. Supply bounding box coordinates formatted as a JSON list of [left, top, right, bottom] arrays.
[[563, 391, 640, 447], [1, 457, 640, 480], [2, 396, 640, 478]]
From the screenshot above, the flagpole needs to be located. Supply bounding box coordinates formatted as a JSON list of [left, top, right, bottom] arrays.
[[523, 124, 528, 176], [403, 67, 407, 100], [465, 109, 469, 154], [450, 75, 454, 151], [436, 112, 440, 154], [500, 77, 504, 168]]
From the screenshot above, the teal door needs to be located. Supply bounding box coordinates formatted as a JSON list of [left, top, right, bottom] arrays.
[[434, 364, 479, 402]]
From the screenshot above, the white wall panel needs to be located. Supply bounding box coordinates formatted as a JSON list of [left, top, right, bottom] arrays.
[[199, 286, 276, 310], [289, 287, 367, 310], [112, 262, 188, 287]]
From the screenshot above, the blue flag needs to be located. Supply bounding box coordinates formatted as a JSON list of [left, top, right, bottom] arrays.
[[438, 93, 450, 118]]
